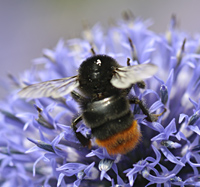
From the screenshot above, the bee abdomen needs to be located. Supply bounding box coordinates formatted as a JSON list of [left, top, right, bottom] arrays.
[[82, 96, 130, 128], [95, 120, 141, 155], [91, 111, 133, 140], [82, 95, 141, 155]]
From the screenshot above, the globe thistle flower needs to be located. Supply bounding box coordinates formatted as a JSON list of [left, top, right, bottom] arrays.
[[1, 15, 200, 187]]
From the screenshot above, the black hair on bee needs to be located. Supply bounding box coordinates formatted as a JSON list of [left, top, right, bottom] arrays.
[[18, 54, 158, 155]]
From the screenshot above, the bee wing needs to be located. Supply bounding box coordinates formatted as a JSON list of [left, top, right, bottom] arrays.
[[111, 63, 158, 89], [18, 76, 79, 98]]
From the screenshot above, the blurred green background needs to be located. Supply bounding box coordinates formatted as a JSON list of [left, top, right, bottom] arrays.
[[0, 0, 200, 97]]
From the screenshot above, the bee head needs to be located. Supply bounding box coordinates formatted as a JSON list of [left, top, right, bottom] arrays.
[[78, 55, 120, 98]]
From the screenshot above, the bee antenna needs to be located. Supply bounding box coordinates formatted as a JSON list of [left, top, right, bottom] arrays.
[[90, 47, 96, 55]]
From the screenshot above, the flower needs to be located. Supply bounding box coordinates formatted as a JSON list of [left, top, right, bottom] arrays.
[[1, 14, 200, 186]]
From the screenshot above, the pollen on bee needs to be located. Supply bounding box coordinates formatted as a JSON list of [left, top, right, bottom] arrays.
[[95, 120, 141, 155]]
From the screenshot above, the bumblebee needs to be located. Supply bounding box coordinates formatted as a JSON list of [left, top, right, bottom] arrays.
[[18, 54, 158, 155]]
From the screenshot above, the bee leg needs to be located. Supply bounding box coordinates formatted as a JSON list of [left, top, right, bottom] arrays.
[[129, 97, 153, 122], [71, 91, 91, 147], [129, 97, 166, 122], [90, 47, 96, 55], [71, 91, 86, 103], [136, 81, 146, 89], [72, 115, 91, 148]]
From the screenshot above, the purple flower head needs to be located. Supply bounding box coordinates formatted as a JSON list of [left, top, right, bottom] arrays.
[[1, 14, 200, 186]]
